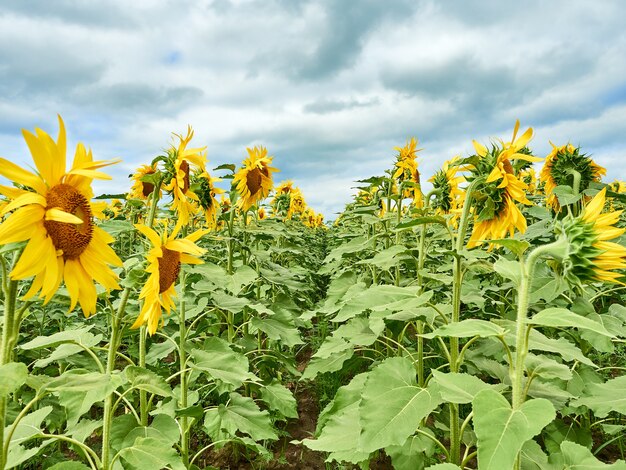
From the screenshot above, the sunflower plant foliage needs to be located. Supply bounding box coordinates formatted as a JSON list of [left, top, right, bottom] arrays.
[[1, 116, 626, 470]]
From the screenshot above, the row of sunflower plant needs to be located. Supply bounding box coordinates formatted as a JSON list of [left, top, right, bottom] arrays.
[[0, 117, 328, 469], [300, 122, 626, 469]]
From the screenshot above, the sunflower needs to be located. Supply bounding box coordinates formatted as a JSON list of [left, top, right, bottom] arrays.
[[194, 170, 224, 230], [162, 126, 207, 225], [0, 116, 122, 316], [467, 121, 542, 248], [540, 143, 606, 211], [128, 163, 159, 200], [518, 167, 538, 195], [393, 137, 423, 207], [258, 207, 267, 220], [133, 222, 208, 335], [287, 188, 306, 219], [233, 145, 278, 212], [555, 188, 626, 286], [428, 157, 465, 216]]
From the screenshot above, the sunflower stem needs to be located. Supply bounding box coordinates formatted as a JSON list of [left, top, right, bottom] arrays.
[[102, 287, 131, 470], [0, 278, 18, 470], [178, 267, 190, 467], [394, 195, 402, 286], [448, 179, 479, 466]]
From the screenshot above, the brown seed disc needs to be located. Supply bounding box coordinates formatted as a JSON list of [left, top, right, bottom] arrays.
[[246, 167, 263, 196], [43, 184, 94, 259], [158, 247, 181, 293], [142, 169, 156, 197], [503, 159, 514, 175], [180, 160, 190, 194]]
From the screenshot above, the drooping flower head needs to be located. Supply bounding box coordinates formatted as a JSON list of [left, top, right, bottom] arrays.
[[133, 222, 208, 335], [540, 143, 606, 211], [129, 163, 159, 200], [466, 121, 542, 248], [287, 187, 307, 219], [194, 170, 224, 230], [162, 126, 208, 225], [258, 207, 267, 220], [393, 137, 423, 207], [555, 188, 626, 287], [232, 145, 278, 212], [0, 116, 122, 316], [518, 167, 538, 195], [428, 157, 465, 216]]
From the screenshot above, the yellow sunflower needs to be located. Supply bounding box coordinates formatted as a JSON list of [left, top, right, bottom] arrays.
[[393, 137, 423, 207], [258, 207, 267, 220], [0, 116, 122, 316], [287, 187, 306, 219], [194, 170, 224, 230], [428, 157, 465, 216], [556, 188, 626, 285], [540, 143, 606, 211], [467, 121, 542, 248], [518, 167, 538, 195], [162, 126, 208, 225], [128, 163, 159, 200], [233, 145, 278, 212], [133, 222, 208, 335]]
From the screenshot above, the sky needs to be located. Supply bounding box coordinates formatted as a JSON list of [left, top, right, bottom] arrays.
[[1, 0, 626, 218]]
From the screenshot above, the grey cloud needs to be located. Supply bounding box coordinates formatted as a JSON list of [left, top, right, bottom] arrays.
[[303, 97, 379, 114]]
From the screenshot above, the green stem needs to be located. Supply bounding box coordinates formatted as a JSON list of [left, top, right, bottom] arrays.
[[178, 268, 190, 467], [0, 277, 18, 470], [394, 196, 402, 286], [101, 287, 131, 470]]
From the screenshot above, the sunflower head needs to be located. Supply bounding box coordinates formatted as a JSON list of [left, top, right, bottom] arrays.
[[193, 170, 224, 229], [540, 144, 606, 211], [554, 188, 626, 289], [129, 164, 160, 200], [392, 138, 423, 205], [428, 157, 464, 215], [0, 115, 122, 316], [466, 121, 542, 247], [258, 207, 267, 220], [287, 188, 306, 219], [162, 126, 208, 224], [518, 167, 538, 195], [232, 145, 278, 212]]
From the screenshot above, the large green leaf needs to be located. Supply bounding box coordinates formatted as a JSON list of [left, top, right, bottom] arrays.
[[357, 245, 409, 270], [0, 362, 28, 397], [570, 375, 626, 417], [332, 316, 385, 346], [5, 406, 53, 446], [203, 392, 277, 442], [431, 371, 504, 404], [118, 436, 185, 470], [300, 347, 354, 380], [249, 315, 302, 347], [124, 366, 172, 397], [473, 389, 555, 470], [333, 285, 424, 322], [19, 326, 96, 350], [191, 337, 258, 392], [422, 319, 506, 339], [260, 382, 298, 419], [358, 357, 442, 452], [386, 432, 435, 470], [529, 308, 615, 338], [559, 441, 626, 469]]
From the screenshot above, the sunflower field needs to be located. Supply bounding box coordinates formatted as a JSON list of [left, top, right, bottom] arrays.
[[1, 117, 626, 470]]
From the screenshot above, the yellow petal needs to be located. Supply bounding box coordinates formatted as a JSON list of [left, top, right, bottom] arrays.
[[0, 205, 45, 244], [0, 157, 47, 194], [1, 192, 46, 215], [45, 208, 84, 224], [135, 223, 162, 248]]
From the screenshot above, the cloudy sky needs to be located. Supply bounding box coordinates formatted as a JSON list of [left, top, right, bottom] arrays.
[[2, 0, 626, 217]]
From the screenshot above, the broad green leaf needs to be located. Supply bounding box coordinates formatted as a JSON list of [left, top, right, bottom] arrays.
[[526, 354, 572, 381], [431, 371, 503, 404], [19, 327, 97, 350], [203, 392, 277, 441], [47, 463, 91, 470], [118, 437, 185, 470], [490, 239, 530, 257], [520, 439, 555, 470], [358, 357, 442, 453], [34, 343, 84, 368], [261, 382, 298, 419], [249, 316, 302, 347], [570, 375, 626, 417], [302, 374, 369, 464], [333, 285, 423, 322], [313, 335, 352, 359], [320, 270, 357, 313], [394, 216, 447, 231], [69, 418, 102, 444], [357, 244, 408, 270], [425, 465, 462, 469], [300, 347, 354, 380], [121, 415, 180, 449], [494, 257, 522, 285], [523, 328, 595, 367], [473, 389, 555, 470], [0, 362, 28, 397], [530, 308, 615, 338], [6, 406, 53, 446], [124, 366, 172, 397], [386, 432, 435, 470], [145, 339, 177, 366], [559, 441, 626, 469], [332, 316, 385, 346], [5, 441, 54, 470], [422, 319, 506, 339], [191, 337, 258, 392]]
